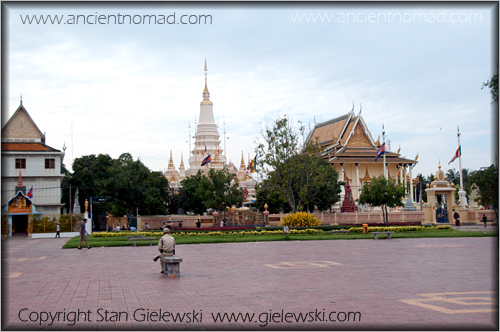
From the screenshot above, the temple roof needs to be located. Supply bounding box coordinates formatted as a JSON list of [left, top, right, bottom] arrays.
[[2, 102, 45, 142], [305, 107, 417, 165], [2, 142, 61, 153]]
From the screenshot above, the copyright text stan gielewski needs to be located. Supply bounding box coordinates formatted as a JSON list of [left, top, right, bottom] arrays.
[[18, 308, 361, 327]]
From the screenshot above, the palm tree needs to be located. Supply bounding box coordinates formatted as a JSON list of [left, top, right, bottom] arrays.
[[446, 168, 459, 186]]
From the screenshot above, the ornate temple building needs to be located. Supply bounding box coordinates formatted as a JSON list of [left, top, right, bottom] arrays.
[[165, 61, 256, 206], [2, 101, 65, 236], [305, 106, 418, 203]]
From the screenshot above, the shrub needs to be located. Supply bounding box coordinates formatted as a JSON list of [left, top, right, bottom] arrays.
[[281, 212, 321, 227]]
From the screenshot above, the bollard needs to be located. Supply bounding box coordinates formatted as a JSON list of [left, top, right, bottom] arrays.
[[363, 224, 368, 234]]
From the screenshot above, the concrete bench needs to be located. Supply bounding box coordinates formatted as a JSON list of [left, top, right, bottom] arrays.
[[124, 235, 145, 239], [330, 230, 349, 235], [160, 256, 183, 277], [128, 237, 156, 246], [370, 231, 395, 240]]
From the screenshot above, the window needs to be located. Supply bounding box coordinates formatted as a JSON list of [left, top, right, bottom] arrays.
[[45, 159, 56, 169], [15, 158, 26, 169]]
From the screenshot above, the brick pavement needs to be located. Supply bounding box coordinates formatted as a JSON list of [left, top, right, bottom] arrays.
[[1, 236, 498, 330]]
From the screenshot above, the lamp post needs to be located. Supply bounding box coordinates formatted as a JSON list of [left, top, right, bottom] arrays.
[[263, 203, 270, 226], [213, 210, 218, 227]]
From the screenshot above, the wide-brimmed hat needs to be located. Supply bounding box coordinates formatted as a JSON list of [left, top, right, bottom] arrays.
[[163, 228, 170, 233]]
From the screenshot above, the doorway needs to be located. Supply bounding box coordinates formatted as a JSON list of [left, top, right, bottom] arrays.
[[12, 215, 28, 235]]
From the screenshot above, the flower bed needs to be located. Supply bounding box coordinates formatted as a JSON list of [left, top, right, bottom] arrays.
[[347, 225, 451, 233], [91, 228, 322, 238], [169, 226, 256, 232], [343, 222, 422, 227]]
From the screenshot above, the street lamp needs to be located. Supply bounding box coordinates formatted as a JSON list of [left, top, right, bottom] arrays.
[[263, 203, 270, 226]]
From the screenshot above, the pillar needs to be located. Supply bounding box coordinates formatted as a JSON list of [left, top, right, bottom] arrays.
[[355, 163, 360, 201], [399, 164, 404, 185], [410, 164, 414, 202]]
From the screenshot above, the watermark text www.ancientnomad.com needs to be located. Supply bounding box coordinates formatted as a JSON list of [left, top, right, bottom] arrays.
[[290, 11, 483, 23]]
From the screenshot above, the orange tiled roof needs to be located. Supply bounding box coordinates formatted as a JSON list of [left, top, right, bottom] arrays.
[[1, 142, 61, 152]]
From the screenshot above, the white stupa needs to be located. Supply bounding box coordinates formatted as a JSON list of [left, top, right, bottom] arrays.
[[185, 60, 226, 177]]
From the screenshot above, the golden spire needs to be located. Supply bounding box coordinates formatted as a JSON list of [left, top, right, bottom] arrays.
[[201, 58, 213, 106], [240, 151, 245, 168], [168, 150, 175, 168], [179, 152, 185, 170]]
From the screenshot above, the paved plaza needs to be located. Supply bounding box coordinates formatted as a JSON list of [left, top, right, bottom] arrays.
[[1, 236, 498, 330]]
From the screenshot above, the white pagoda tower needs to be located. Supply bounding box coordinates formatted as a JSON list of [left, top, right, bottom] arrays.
[[186, 60, 226, 176]]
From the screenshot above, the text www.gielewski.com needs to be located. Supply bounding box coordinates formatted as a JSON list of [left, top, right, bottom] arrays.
[[19, 12, 212, 25], [212, 309, 361, 327]]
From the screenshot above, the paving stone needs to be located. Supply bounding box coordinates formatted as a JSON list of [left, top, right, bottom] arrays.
[[1, 236, 498, 330]]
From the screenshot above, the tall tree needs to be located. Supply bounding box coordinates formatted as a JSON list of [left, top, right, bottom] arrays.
[[358, 175, 406, 223], [176, 171, 208, 215], [414, 173, 428, 204], [70, 154, 114, 209], [69, 153, 170, 217], [482, 69, 498, 104], [176, 168, 244, 214], [470, 165, 498, 219], [199, 167, 244, 212], [256, 116, 342, 212], [255, 179, 291, 214], [445, 168, 459, 186]]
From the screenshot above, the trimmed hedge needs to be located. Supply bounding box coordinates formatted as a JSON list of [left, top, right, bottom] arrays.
[[282, 212, 321, 227]]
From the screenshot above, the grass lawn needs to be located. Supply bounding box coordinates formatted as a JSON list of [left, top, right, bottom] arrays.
[[61, 229, 498, 249]]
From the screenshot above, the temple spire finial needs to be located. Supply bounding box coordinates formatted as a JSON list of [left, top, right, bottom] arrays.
[[201, 59, 212, 105], [20, 93, 23, 105]]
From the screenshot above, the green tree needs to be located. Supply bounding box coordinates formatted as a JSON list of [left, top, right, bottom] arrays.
[[446, 168, 459, 186], [69, 153, 170, 218], [470, 165, 498, 219], [482, 70, 498, 104], [255, 179, 291, 214], [176, 171, 207, 215], [101, 153, 170, 216], [177, 169, 243, 214], [199, 167, 244, 212], [358, 175, 406, 223], [414, 173, 428, 204], [70, 154, 114, 209], [256, 116, 342, 212]]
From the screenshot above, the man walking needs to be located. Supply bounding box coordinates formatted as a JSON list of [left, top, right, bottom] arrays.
[[55, 222, 61, 238], [157, 228, 175, 273], [78, 219, 91, 250]]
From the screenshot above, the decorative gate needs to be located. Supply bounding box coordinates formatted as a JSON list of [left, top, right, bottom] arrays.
[[436, 207, 448, 223]]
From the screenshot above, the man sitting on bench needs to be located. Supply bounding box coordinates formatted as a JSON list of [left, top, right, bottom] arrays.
[[156, 228, 175, 274]]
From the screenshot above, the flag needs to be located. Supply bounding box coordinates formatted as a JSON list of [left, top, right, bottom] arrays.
[[247, 154, 257, 173], [201, 154, 211, 166], [375, 143, 385, 161], [448, 146, 461, 165], [27, 186, 33, 199]]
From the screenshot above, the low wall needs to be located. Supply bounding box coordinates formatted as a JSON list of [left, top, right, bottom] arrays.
[[108, 215, 214, 230], [467, 210, 497, 224], [266, 211, 425, 226], [107, 208, 497, 231]]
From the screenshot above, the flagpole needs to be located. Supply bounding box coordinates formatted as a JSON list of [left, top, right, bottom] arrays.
[[457, 126, 467, 209], [382, 124, 387, 179]]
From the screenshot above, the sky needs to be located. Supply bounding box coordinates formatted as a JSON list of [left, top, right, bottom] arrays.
[[3, 2, 498, 178]]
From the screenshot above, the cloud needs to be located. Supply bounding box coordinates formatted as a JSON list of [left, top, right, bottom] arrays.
[[5, 3, 496, 178]]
